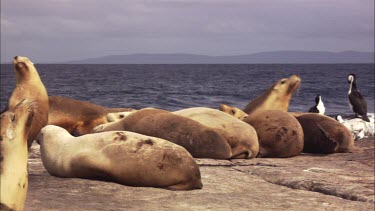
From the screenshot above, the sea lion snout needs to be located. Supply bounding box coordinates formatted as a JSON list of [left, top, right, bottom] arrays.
[[290, 75, 301, 85], [12, 56, 33, 67], [287, 75, 301, 93], [15, 62, 27, 71]]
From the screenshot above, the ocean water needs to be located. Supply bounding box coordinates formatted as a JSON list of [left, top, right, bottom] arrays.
[[1, 64, 374, 116]]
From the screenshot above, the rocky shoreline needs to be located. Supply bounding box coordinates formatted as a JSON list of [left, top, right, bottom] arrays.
[[26, 138, 374, 210]]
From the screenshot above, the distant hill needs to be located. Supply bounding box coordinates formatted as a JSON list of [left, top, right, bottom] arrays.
[[66, 51, 374, 64]]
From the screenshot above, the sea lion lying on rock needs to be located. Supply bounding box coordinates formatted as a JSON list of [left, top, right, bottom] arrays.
[[48, 96, 133, 136], [295, 113, 354, 153], [173, 107, 259, 159], [37, 125, 203, 190], [94, 108, 237, 159], [243, 110, 304, 158]]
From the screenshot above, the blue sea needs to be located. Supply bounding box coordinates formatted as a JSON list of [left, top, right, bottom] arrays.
[[1, 64, 374, 116]]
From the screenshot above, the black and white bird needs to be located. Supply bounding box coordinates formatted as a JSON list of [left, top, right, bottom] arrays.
[[308, 94, 325, 115], [347, 73, 370, 122]]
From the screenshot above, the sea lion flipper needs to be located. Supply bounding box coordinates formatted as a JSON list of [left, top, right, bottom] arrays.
[[316, 122, 330, 139], [315, 122, 339, 153]]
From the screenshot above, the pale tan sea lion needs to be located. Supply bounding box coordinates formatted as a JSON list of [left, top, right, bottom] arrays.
[[244, 110, 304, 158], [1, 100, 34, 210], [48, 96, 134, 136], [295, 113, 354, 153], [243, 75, 301, 115], [94, 108, 234, 159], [106, 110, 137, 122], [173, 107, 259, 159], [219, 104, 248, 120], [4, 56, 49, 148], [37, 125, 203, 190]]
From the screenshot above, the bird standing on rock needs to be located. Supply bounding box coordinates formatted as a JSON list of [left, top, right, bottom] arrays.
[[347, 74, 370, 122], [308, 94, 325, 115]]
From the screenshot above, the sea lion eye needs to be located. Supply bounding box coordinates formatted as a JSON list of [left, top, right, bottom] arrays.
[[281, 80, 286, 84], [119, 114, 125, 118], [230, 109, 236, 115]]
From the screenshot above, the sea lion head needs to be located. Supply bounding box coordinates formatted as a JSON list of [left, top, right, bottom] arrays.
[[12, 56, 36, 82], [0, 100, 34, 143], [219, 104, 248, 120], [272, 74, 301, 95], [106, 110, 136, 123]]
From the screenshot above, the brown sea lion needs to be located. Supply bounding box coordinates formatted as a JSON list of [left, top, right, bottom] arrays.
[[243, 75, 301, 115], [48, 96, 133, 136], [4, 56, 49, 148], [37, 125, 202, 190], [244, 110, 304, 158], [94, 108, 234, 159], [1, 100, 34, 210], [219, 104, 248, 120], [173, 107, 259, 159], [220, 104, 307, 121], [295, 113, 354, 153]]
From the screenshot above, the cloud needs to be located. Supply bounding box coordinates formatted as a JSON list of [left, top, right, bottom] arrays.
[[1, 0, 373, 63]]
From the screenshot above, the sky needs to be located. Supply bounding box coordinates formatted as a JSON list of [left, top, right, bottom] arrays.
[[1, 0, 374, 63]]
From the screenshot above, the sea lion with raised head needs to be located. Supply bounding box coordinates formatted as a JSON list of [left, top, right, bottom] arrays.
[[1, 100, 34, 210], [48, 96, 134, 136], [243, 75, 301, 115], [4, 56, 49, 148], [243, 110, 304, 158], [37, 125, 203, 190], [173, 107, 259, 159], [94, 108, 234, 159]]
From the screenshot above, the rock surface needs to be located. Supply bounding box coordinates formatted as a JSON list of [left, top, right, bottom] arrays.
[[26, 139, 374, 210]]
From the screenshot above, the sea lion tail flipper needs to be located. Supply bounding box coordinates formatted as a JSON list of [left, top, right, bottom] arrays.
[[166, 179, 203, 191], [230, 149, 251, 159]]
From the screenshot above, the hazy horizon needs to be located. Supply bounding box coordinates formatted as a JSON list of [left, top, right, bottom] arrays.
[[1, 0, 374, 63]]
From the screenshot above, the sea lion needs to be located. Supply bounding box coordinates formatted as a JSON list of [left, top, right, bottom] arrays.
[[107, 110, 137, 122], [4, 56, 49, 148], [37, 125, 203, 190], [173, 107, 259, 159], [1, 100, 34, 210], [48, 96, 133, 136], [219, 104, 248, 120], [244, 110, 304, 158], [243, 75, 301, 115], [296, 113, 354, 153], [94, 108, 234, 159]]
